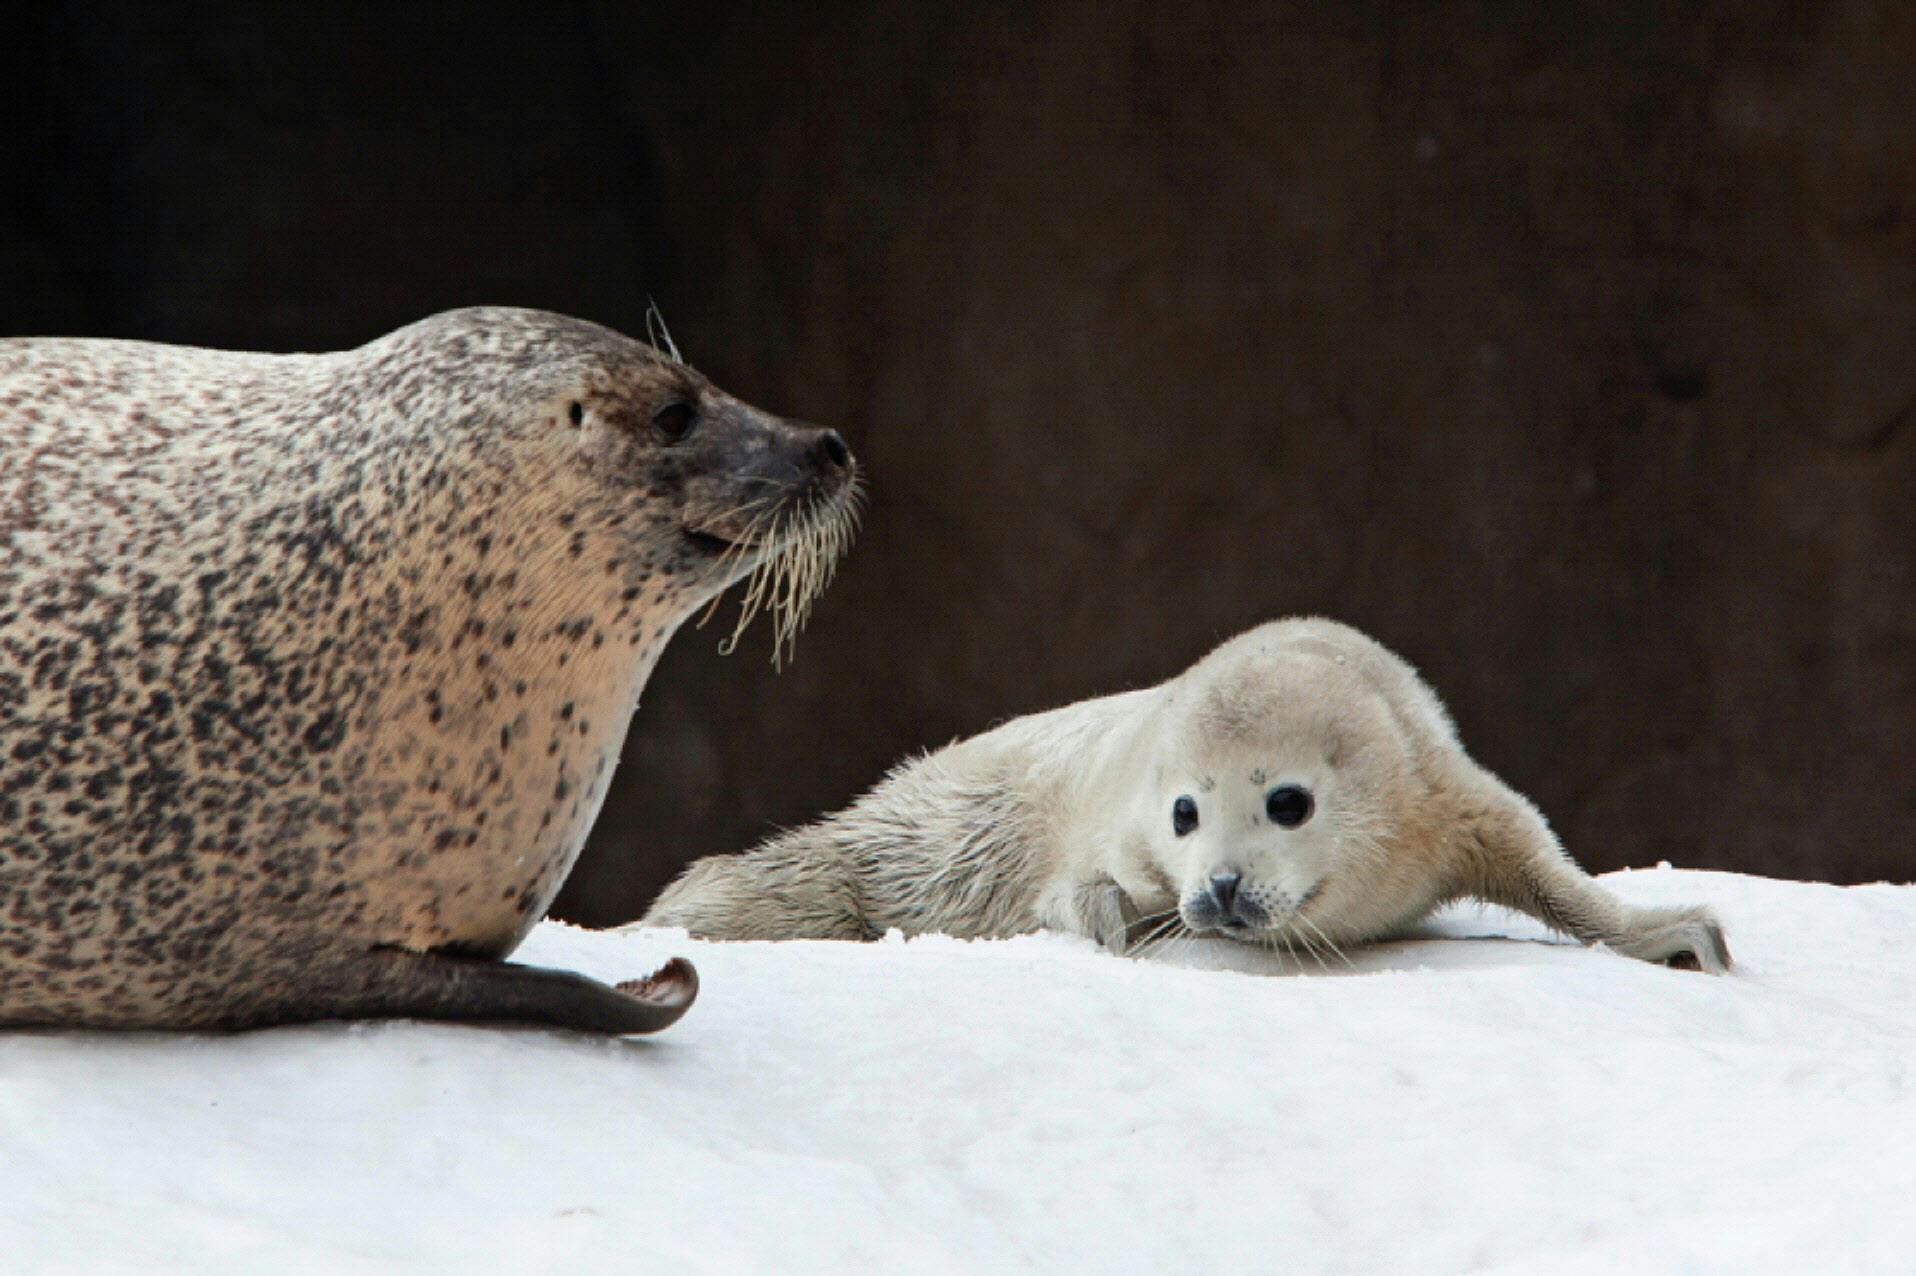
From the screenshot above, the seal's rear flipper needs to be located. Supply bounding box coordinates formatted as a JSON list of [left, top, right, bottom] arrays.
[[243, 951, 700, 1034], [614, 958, 702, 1025]]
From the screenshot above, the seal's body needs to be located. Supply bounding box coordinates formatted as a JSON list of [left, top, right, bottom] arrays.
[[0, 307, 857, 1030], [642, 618, 1729, 972]]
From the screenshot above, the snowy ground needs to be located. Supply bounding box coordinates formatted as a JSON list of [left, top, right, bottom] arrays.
[[1, 869, 1912, 1274]]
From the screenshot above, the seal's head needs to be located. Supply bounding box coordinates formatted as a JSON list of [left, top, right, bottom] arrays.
[[392, 307, 861, 661], [1144, 635, 1423, 946]]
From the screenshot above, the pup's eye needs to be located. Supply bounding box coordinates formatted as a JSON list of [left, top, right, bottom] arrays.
[[1265, 785, 1313, 828], [568, 401, 585, 427], [1172, 795, 1199, 837], [652, 400, 697, 441]]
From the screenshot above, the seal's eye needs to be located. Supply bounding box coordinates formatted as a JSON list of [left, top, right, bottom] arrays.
[[1172, 795, 1199, 837], [1266, 785, 1313, 828], [568, 401, 585, 427], [652, 400, 697, 442]]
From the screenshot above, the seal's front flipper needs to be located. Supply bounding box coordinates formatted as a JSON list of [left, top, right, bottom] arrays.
[[254, 950, 700, 1034], [1496, 854, 1735, 975], [1605, 905, 1732, 973], [1047, 875, 1151, 953], [1461, 789, 1733, 975], [1086, 879, 1141, 953]]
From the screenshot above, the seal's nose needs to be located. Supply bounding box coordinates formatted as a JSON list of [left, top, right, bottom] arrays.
[[1208, 872, 1242, 916], [814, 428, 852, 473]]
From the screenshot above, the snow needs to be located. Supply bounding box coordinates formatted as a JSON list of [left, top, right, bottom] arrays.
[[3, 869, 1912, 1274]]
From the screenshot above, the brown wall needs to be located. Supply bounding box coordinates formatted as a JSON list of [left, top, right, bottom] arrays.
[[4, 2, 1911, 923]]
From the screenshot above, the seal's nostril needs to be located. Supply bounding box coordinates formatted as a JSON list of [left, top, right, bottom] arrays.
[[817, 429, 851, 471], [1209, 872, 1241, 914]]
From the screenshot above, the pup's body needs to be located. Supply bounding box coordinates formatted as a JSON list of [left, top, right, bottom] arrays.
[[642, 618, 1729, 972]]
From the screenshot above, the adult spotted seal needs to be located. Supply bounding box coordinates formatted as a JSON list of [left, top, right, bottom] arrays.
[[0, 306, 858, 1030], [641, 618, 1730, 973]]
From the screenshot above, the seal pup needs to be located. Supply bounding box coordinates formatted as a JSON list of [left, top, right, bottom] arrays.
[[0, 306, 859, 1030], [641, 618, 1730, 973]]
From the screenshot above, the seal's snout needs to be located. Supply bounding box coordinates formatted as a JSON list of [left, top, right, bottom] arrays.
[[1209, 872, 1242, 915], [1182, 870, 1266, 932], [815, 427, 852, 474], [718, 413, 855, 496], [789, 423, 855, 495]]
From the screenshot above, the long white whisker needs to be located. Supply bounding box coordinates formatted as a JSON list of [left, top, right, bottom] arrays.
[[1298, 912, 1356, 971], [1136, 920, 1193, 961], [1125, 912, 1181, 958], [1299, 929, 1331, 975], [645, 298, 683, 363], [705, 467, 862, 665], [694, 499, 780, 630]]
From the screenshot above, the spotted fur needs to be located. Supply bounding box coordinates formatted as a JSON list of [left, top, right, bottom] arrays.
[[0, 307, 857, 1029]]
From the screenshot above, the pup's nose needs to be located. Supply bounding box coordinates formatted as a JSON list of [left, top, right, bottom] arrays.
[[1208, 872, 1242, 916]]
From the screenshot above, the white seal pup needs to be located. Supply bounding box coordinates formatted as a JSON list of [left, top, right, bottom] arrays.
[[0, 306, 859, 1031], [640, 618, 1730, 972]]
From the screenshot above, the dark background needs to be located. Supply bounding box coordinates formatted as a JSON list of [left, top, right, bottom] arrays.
[[4, 2, 1910, 922]]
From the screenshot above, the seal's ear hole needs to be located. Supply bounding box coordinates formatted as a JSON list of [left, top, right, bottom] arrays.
[[568, 401, 585, 428]]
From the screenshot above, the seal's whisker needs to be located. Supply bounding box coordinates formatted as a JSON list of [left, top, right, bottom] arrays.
[[644, 297, 683, 364], [1128, 923, 1169, 958], [1298, 912, 1357, 971], [1127, 907, 1178, 934], [1126, 913, 1182, 958], [692, 497, 781, 630], [1299, 930, 1332, 975], [1134, 918, 1194, 961], [718, 505, 785, 654], [687, 492, 779, 541], [712, 471, 861, 667]]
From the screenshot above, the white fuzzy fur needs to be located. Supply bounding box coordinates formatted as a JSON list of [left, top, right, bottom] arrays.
[[639, 618, 1730, 972]]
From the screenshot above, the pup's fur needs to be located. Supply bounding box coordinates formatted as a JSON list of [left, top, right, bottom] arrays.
[[641, 618, 1730, 972]]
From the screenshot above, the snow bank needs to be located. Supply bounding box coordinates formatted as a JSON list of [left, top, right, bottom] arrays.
[[2, 870, 1911, 1274]]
